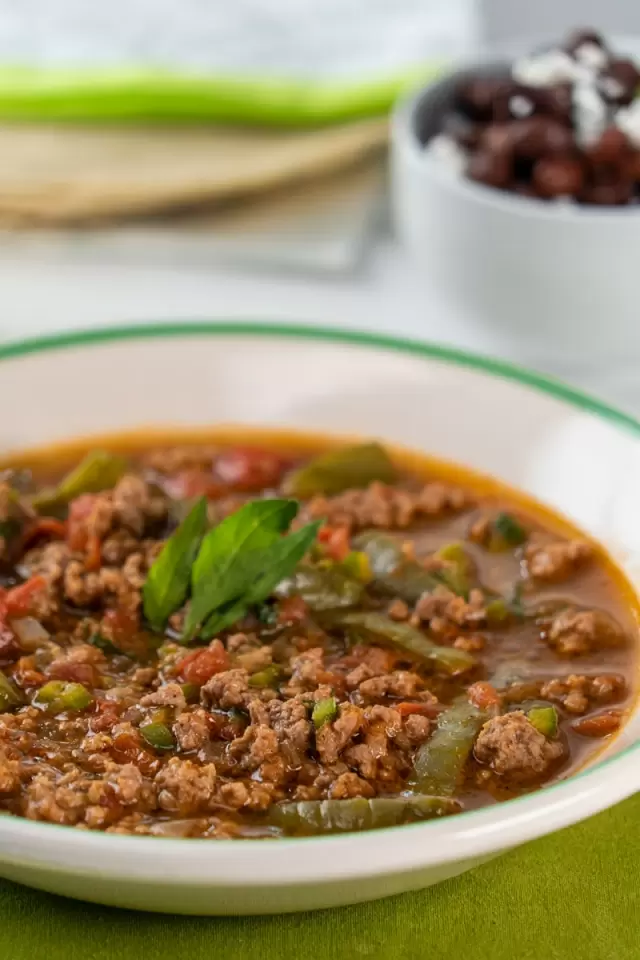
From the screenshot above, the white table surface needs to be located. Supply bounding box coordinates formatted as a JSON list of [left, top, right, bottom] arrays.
[[1, 233, 638, 417]]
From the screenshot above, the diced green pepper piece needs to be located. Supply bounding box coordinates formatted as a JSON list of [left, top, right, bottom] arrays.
[[248, 665, 282, 689], [140, 721, 175, 751], [0, 669, 24, 712], [340, 551, 372, 583], [61, 683, 93, 711], [312, 697, 338, 729], [412, 698, 487, 795], [277, 564, 363, 612], [180, 682, 200, 704], [88, 631, 119, 654], [527, 705, 558, 738], [434, 542, 472, 597], [32, 450, 127, 511], [34, 680, 93, 714], [485, 598, 510, 623], [0, 517, 22, 543], [354, 531, 438, 603], [268, 795, 460, 835], [489, 513, 527, 551], [336, 611, 476, 675], [288, 443, 396, 498]]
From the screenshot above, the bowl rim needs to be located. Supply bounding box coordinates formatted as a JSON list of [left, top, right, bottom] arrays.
[[1, 319, 640, 886], [392, 62, 640, 224]]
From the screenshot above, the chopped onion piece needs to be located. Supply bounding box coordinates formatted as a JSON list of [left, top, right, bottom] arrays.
[[11, 616, 50, 651]]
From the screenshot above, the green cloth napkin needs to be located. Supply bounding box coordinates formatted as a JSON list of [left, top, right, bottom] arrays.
[[2, 793, 639, 960], [0, 65, 440, 126]]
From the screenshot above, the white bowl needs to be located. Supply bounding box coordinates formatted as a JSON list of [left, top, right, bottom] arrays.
[[1, 321, 640, 915], [391, 61, 640, 366]]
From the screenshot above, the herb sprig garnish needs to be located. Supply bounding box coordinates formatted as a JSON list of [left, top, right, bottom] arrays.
[[142, 496, 208, 632], [142, 498, 319, 643]]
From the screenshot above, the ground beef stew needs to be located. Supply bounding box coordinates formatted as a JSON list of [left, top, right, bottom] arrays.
[[0, 434, 636, 839]]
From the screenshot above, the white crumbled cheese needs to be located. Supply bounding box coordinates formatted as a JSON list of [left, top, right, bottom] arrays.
[[572, 79, 608, 147], [425, 134, 467, 177], [573, 42, 608, 72], [615, 99, 640, 148], [509, 94, 533, 118], [512, 49, 579, 87], [598, 74, 625, 101]]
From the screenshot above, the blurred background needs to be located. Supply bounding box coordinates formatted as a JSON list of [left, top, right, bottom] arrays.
[[0, 0, 639, 409]]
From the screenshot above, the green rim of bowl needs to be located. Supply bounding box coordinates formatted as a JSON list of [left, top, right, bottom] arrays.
[[1, 319, 639, 848]]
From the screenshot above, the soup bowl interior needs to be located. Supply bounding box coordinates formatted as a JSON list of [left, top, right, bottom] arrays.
[[1, 322, 640, 915]]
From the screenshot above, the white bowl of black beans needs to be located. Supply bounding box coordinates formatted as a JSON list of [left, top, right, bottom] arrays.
[[392, 29, 640, 364]]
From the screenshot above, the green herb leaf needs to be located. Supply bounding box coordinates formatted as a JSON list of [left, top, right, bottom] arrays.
[[196, 520, 321, 640], [183, 499, 300, 640], [491, 513, 527, 549], [143, 497, 208, 631], [192, 499, 297, 590], [32, 450, 127, 511]]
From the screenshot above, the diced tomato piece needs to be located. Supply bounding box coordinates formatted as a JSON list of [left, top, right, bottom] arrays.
[[48, 660, 98, 686], [467, 681, 502, 711], [67, 494, 99, 552], [277, 595, 308, 625], [339, 644, 397, 673], [111, 730, 157, 776], [84, 534, 102, 572], [317, 670, 347, 695], [102, 607, 138, 640], [12, 655, 45, 689], [100, 608, 150, 658], [0, 614, 18, 665], [21, 517, 67, 549], [572, 710, 622, 738], [207, 709, 248, 741], [214, 446, 287, 492], [318, 524, 351, 562], [163, 469, 225, 501], [90, 700, 122, 733], [4, 576, 47, 618], [111, 731, 142, 763], [178, 640, 229, 686], [396, 701, 441, 718]]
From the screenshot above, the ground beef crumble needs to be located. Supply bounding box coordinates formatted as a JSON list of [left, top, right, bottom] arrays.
[[474, 712, 564, 780], [543, 608, 626, 655], [524, 537, 592, 582], [301, 480, 470, 532]]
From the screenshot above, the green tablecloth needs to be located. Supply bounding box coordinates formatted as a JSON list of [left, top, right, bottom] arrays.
[[2, 794, 639, 960]]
